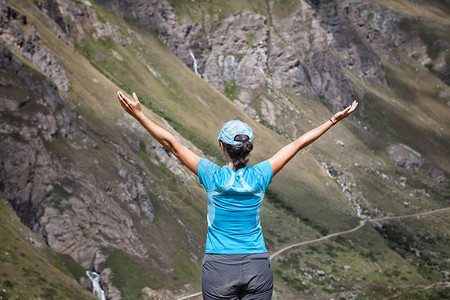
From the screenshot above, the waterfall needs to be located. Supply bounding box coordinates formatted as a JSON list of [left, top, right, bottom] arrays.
[[189, 51, 202, 78], [323, 166, 362, 218], [86, 271, 106, 300]]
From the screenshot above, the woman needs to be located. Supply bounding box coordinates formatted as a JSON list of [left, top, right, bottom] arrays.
[[117, 91, 358, 299]]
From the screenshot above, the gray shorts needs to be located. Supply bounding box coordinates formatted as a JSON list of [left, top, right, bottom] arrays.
[[202, 252, 273, 300]]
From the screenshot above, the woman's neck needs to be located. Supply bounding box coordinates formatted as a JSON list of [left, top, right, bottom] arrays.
[[226, 161, 236, 170]]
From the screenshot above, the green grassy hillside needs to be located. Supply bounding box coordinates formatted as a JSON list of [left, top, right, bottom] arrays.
[[0, 193, 97, 300], [1, 0, 449, 299]]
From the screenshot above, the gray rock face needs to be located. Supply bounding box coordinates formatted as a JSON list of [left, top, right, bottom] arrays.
[[356, 2, 428, 64], [100, 268, 122, 300], [107, 0, 448, 127], [0, 4, 212, 285], [0, 4, 70, 92], [387, 144, 424, 171], [142, 286, 174, 300], [35, 0, 132, 47], [118, 170, 155, 226], [0, 41, 151, 275], [203, 11, 269, 91], [120, 0, 387, 110]]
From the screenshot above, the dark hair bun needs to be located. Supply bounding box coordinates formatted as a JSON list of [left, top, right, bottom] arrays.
[[223, 135, 254, 169], [243, 140, 253, 152]]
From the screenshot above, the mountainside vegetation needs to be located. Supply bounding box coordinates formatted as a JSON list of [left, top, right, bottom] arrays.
[[0, 192, 98, 300], [0, 0, 449, 299]]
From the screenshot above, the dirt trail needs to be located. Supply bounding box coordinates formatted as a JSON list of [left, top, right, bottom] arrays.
[[176, 292, 202, 300], [270, 206, 450, 260], [382, 282, 450, 299], [175, 206, 450, 300]]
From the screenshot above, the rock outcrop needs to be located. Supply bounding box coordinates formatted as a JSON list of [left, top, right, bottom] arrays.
[[102, 0, 448, 131], [0, 2, 70, 92], [1, 3, 205, 297], [387, 144, 424, 172], [101, 268, 122, 300], [142, 286, 174, 300], [0, 42, 152, 273]]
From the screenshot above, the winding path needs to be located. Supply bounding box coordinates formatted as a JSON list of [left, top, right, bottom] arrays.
[[271, 206, 450, 260], [175, 206, 450, 300], [176, 292, 203, 300]]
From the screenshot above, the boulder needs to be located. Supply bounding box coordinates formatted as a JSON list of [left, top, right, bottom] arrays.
[[387, 144, 424, 171]]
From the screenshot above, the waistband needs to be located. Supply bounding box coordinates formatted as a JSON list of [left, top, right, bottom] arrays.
[[202, 252, 269, 265]]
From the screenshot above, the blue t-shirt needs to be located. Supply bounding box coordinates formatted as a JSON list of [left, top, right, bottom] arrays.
[[197, 158, 273, 254]]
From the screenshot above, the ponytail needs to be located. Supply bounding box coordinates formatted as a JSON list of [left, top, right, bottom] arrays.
[[223, 135, 253, 169]]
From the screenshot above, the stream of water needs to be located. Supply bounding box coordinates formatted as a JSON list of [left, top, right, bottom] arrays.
[[189, 51, 202, 78], [86, 271, 106, 300], [324, 166, 362, 218]]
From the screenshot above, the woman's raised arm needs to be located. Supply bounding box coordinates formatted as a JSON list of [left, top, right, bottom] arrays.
[[117, 91, 200, 175], [268, 101, 358, 176]]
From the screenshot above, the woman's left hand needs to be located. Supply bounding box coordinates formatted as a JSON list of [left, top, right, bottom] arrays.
[[117, 91, 143, 119], [331, 100, 358, 124]]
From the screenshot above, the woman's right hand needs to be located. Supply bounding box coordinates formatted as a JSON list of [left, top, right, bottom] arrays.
[[117, 91, 143, 120], [116, 90, 201, 175]]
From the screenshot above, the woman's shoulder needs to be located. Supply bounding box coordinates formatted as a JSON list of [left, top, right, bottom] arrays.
[[243, 160, 273, 190], [198, 158, 234, 190], [249, 160, 272, 174]]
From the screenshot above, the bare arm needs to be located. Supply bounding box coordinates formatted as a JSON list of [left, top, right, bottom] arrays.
[[117, 91, 200, 175], [268, 101, 358, 176]]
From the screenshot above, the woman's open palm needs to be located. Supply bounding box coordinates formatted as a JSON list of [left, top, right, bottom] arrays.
[[117, 91, 142, 119], [332, 100, 358, 123]]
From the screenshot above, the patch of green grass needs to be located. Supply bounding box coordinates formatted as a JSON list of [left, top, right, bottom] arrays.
[[265, 188, 293, 213], [349, 64, 450, 170], [50, 184, 72, 198], [374, 216, 450, 282], [274, 269, 308, 291], [101, 249, 161, 300], [0, 112, 25, 124], [247, 33, 254, 48], [40, 287, 57, 299], [57, 253, 87, 281], [222, 51, 246, 58], [77, 41, 131, 95], [46, 184, 73, 213], [78, 27, 224, 162], [97, 36, 115, 49], [0, 195, 96, 299], [258, 118, 277, 132], [398, 19, 447, 60], [137, 140, 156, 168], [272, 225, 430, 297], [167, 0, 267, 25], [272, 0, 301, 19], [155, 108, 222, 159], [224, 80, 237, 100], [390, 285, 450, 300]]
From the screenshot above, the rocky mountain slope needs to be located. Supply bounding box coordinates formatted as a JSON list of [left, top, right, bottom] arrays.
[[0, 192, 98, 299], [0, 0, 449, 299]]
